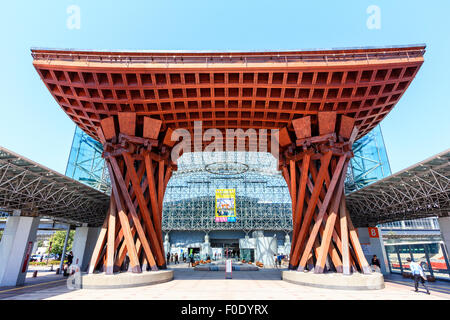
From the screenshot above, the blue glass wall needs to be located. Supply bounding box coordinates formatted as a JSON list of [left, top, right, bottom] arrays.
[[162, 152, 292, 232], [345, 125, 391, 193], [65, 126, 110, 193]]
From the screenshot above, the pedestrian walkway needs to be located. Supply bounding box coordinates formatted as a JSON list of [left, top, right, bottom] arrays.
[[384, 273, 450, 295], [1, 269, 449, 300], [0, 272, 66, 299]]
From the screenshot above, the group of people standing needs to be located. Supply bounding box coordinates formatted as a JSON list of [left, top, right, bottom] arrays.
[[166, 252, 180, 265], [166, 252, 197, 267]]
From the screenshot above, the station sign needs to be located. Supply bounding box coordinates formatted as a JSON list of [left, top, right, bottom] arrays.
[[368, 227, 379, 238]]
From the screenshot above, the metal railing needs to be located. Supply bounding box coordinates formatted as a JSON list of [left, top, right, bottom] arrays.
[[31, 46, 425, 67]]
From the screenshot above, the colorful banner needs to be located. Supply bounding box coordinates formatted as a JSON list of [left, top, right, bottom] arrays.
[[215, 189, 236, 222]]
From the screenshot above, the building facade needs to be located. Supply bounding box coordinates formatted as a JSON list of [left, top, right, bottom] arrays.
[[162, 152, 292, 263]]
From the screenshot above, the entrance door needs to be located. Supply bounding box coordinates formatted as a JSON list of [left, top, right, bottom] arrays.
[[240, 248, 255, 262], [187, 248, 200, 260], [210, 239, 240, 259]]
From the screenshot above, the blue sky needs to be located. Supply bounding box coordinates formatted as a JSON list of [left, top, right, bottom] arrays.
[[0, 1, 448, 174]]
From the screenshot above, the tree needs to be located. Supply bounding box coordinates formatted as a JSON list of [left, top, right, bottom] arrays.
[[48, 230, 74, 259]]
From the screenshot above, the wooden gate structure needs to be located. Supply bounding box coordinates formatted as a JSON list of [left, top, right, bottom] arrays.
[[32, 45, 425, 274]]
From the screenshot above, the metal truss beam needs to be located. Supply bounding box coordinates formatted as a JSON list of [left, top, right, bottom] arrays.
[[0, 147, 109, 226], [347, 149, 450, 227]]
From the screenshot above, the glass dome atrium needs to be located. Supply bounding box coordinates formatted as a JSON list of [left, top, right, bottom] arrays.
[[162, 152, 293, 232]]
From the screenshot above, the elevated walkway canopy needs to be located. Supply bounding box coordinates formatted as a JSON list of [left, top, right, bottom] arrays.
[[347, 149, 450, 227], [0, 147, 109, 226]]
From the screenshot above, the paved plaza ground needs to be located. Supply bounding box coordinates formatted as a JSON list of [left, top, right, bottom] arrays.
[[0, 263, 449, 300]]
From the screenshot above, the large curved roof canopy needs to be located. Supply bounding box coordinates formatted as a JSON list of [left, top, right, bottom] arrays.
[[31, 45, 425, 147]]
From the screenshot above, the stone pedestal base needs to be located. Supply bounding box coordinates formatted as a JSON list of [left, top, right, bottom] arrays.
[[282, 270, 384, 290], [79, 270, 173, 289]]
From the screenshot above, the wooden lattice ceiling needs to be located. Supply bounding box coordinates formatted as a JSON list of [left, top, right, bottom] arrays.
[[32, 45, 425, 144]]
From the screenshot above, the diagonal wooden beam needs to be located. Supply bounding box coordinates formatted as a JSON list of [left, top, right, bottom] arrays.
[[313, 158, 349, 273], [344, 195, 372, 274], [290, 160, 297, 217], [143, 152, 165, 260], [105, 194, 117, 274], [291, 154, 310, 247], [121, 153, 160, 270], [106, 159, 141, 273], [339, 195, 351, 275], [304, 178, 343, 272], [297, 154, 347, 271], [158, 160, 165, 218], [113, 175, 151, 269], [88, 211, 109, 274], [306, 176, 343, 257], [143, 153, 162, 237], [109, 157, 157, 271], [289, 151, 332, 269]]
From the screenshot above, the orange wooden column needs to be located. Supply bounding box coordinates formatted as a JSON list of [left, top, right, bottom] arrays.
[[88, 113, 174, 274], [283, 113, 371, 274]]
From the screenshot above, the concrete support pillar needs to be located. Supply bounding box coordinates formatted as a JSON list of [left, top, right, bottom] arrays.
[[253, 231, 277, 267], [438, 216, 450, 257], [284, 233, 291, 258], [357, 227, 389, 275], [59, 225, 71, 272], [72, 225, 100, 272], [201, 234, 212, 260], [163, 233, 170, 257], [0, 213, 40, 286]]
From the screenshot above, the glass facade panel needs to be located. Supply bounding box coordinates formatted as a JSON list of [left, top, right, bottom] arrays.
[[380, 217, 440, 230], [345, 125, 391, 193], [65, 126, 110, 193], [385, 245, 402, 273], [427, 243, 450, 280], [398, 244, 413, 273], [162, 152, 292, 232], [385, 243, 450, 280]]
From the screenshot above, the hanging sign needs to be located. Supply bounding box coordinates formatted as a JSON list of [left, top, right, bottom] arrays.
[[215, 189, 236, 222], [368, 227, 379, 238]]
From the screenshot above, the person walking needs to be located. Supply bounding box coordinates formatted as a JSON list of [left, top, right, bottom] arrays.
[[407, 257, 430, 294], [67, 251, 73, 267], [175, 253, 179, 264], [189, 253, 194, 267], [63, 251, 74, 276], [166, 252, 170, 265]]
